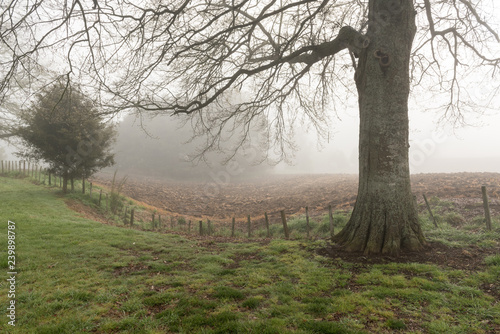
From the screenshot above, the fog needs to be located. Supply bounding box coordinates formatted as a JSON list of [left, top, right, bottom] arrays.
[[3, 103, 498, 180], [102, 101, 500, 182], [107, 114, 274, 181], [276, 107, 500, 175]]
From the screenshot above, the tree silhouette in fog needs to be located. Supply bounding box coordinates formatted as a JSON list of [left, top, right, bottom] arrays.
[[113, 113, 273, 180], [16, 83, 115, 193]]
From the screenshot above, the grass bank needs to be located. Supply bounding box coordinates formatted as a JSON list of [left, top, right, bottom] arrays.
[[0, 176, 499, 333]]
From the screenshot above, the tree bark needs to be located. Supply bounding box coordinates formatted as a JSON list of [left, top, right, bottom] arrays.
[[62, 173, 68, 194], [333, 0, 427, 255]]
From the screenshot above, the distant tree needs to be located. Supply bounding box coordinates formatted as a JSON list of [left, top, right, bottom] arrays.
[[2, 1, 499, 254], [16, 83, 115, 193], [112, 113, 273, 180]]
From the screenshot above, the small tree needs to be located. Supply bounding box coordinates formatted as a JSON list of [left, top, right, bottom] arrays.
[[16, 82, 115, 193]]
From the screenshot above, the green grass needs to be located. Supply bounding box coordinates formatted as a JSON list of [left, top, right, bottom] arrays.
[[0, 176, 499, 333]]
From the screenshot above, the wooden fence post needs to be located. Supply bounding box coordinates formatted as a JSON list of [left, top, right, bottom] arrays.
[[152, 213, 155, 230], [481, 186, 493, 231], [98, 189, 103, 206], [247, 215, 251, 238], [264, 212, 270, 238], [199, 221, 203, 236], [423, 194, 438, 228], [328, 205, 334, 239], [130, 209, 135, 226], [207, 219, 212, 236], [280, 210, 289, 239], [305, 206, 311, 239], [231, 217, 236, 237]]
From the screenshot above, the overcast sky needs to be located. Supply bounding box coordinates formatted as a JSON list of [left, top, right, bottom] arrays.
[[2, 84, 498, 176], [2, 1, 499, 176], [274, 100, 500, 174]]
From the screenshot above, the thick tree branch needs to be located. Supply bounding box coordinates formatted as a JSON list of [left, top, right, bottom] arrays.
[[162, 26, 368, 115], [288, 26, 369, 65]]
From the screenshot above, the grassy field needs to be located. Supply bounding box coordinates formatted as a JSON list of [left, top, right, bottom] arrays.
[[0, 176, 499, 333]]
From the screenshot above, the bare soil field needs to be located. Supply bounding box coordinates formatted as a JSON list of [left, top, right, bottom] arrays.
[[93, 172, 500, 223]]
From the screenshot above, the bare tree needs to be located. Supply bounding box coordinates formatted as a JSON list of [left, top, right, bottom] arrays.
[[1, 0, 499, 254]]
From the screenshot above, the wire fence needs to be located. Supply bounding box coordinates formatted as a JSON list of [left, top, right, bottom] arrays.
[[1, 160, 497, 240]]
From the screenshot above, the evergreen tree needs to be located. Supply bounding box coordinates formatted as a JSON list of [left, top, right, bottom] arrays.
[[16, 83, 115, 193]]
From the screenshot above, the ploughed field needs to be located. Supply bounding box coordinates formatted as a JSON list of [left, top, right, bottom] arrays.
[[93, 172, 500, 224]]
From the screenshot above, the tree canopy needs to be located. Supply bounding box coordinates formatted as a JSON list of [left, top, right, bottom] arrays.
[[1, 1, 498, 153], [16, 82, 115, 192]]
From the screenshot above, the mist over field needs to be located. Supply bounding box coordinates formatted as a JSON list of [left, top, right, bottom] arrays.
[[107, 114, 275, 182], [103, 108, 500, 181], [2, 108, 499, 180]]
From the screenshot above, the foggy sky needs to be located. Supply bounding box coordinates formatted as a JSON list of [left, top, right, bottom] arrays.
[[274, 103, 500, 175], [3, 108, 498, 177], [2, 7, 499, 177]]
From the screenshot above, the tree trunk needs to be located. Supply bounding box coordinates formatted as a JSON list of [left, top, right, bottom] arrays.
[[62, 173, 68, 194], [333, 0, 427, 255]]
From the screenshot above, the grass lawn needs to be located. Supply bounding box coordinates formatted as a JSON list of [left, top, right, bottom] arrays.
[[0, 176, 499, 333]]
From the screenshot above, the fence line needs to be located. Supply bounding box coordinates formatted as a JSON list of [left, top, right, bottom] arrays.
[[1, 160, 498, 239]]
